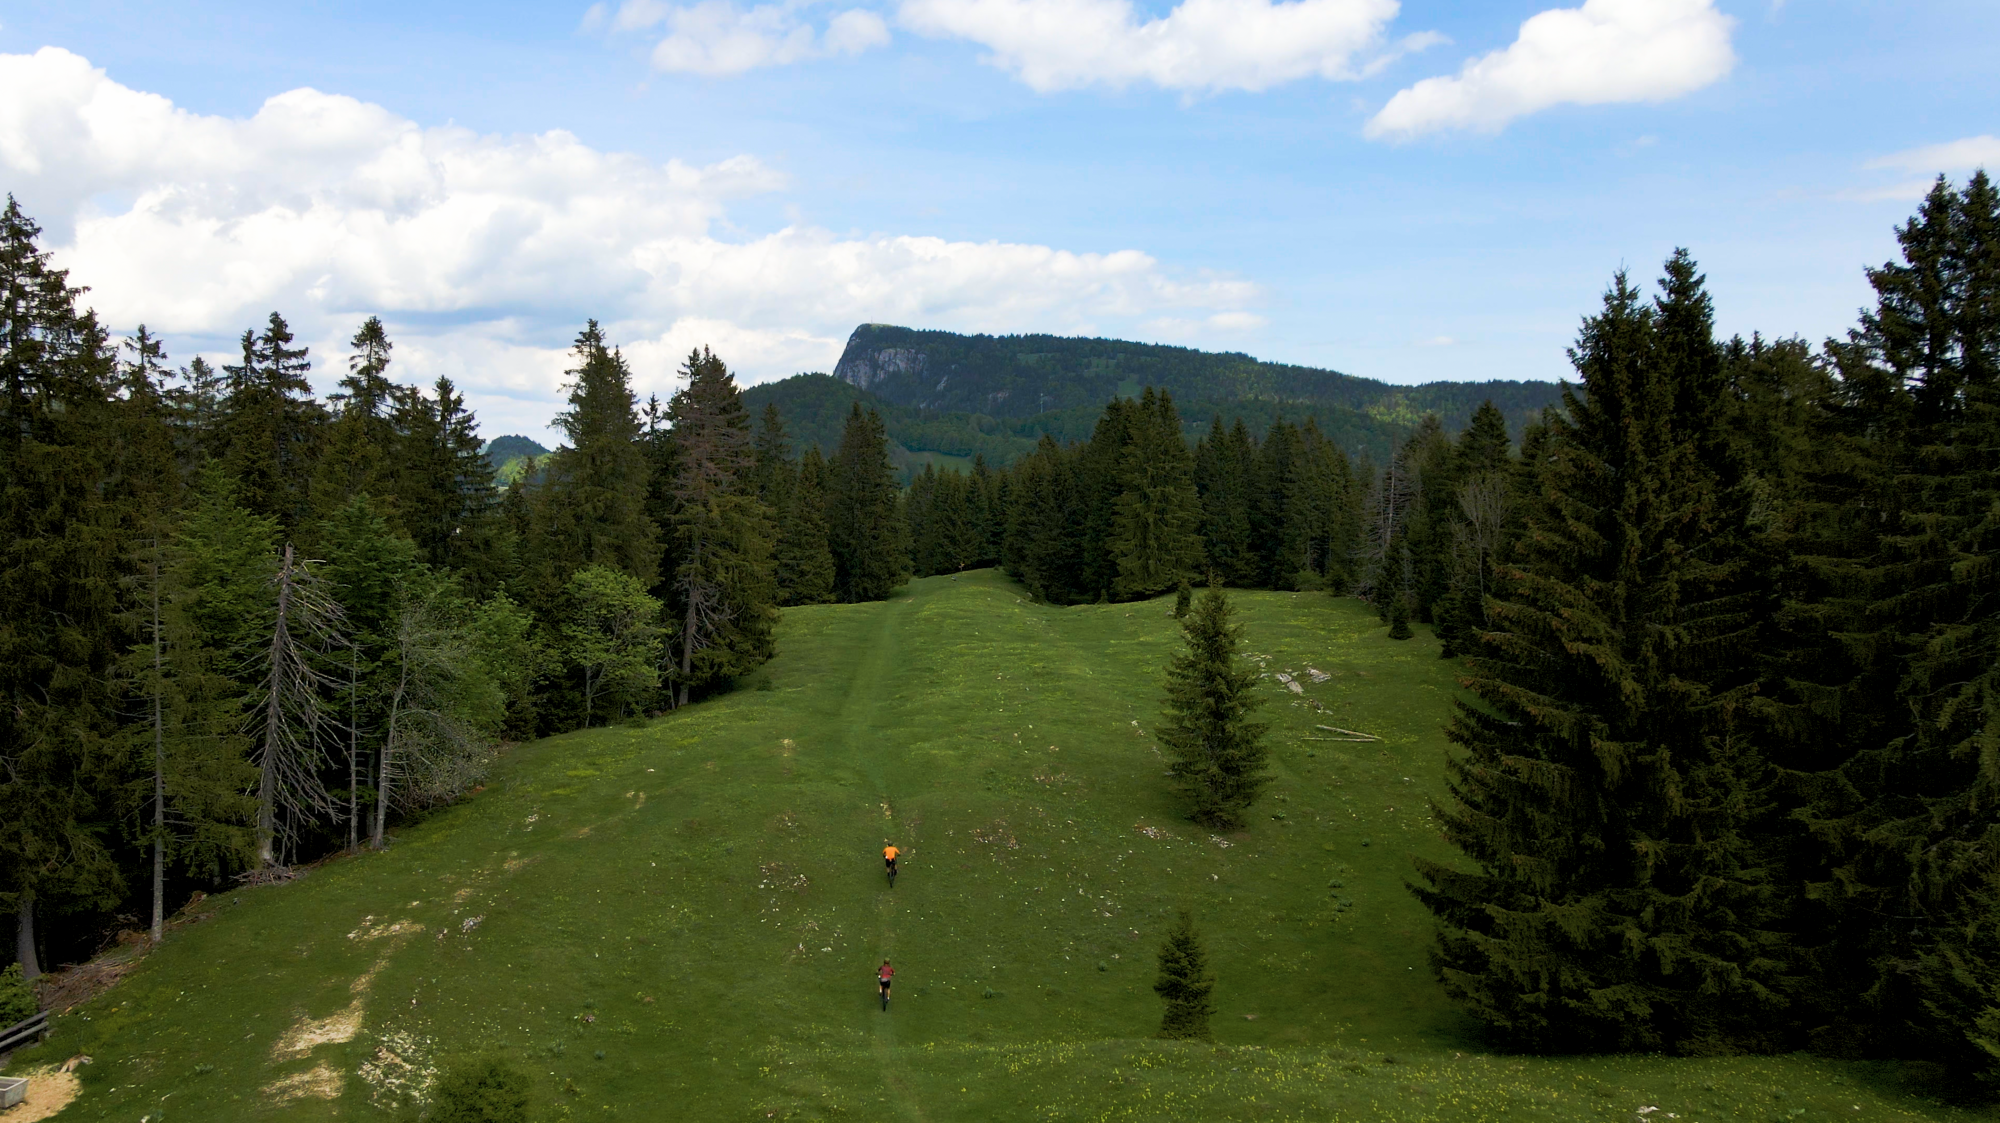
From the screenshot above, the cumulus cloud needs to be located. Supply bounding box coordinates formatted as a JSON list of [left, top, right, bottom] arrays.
[[1866, 135, 2000, 176], [0, 47, 1254, 437], [1365, 0, 1735, 140], [896, 0, 1406, 94], [594, 0, 889, 75]]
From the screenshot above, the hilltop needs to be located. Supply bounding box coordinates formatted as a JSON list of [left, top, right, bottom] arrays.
[[744, 327, 1564, 474], [6, 573, 1972, 1122]]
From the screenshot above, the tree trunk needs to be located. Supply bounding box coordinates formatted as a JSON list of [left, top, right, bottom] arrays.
[[257, 546, 296, 867], [347, 648, 360, 852], [372, 649, 410, 850], [15, 896, 39, 980], [150, 541, 167, 942], [679, 530, 702, 709]]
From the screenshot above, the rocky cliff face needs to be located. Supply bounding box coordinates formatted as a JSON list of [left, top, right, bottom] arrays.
[[833, 331, 927, 392]]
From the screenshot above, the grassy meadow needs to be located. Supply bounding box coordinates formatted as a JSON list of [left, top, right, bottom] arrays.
[[9, 570, 1994, 1121]]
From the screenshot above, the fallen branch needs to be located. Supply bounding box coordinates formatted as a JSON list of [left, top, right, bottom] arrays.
[[1315, 725, 1380, 742]]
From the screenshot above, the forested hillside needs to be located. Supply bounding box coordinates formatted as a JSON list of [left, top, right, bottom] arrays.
[[830, 323, 1562, 453]]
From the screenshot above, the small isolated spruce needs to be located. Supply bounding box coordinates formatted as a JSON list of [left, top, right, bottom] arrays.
[[426, 1054, 531, 1123], [1153, 909, 1215, 1040], [1386, 595, 1413, 640], [1158, 581, 1269, 829], [1172, 578, 1192, 619]]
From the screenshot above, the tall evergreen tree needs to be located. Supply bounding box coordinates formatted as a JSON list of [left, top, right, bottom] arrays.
[[1158, 582, 1269, 828], [1002, 436, 1084, 604], [1110, 388, 1205, 599], [1414, 260, 1782, 1054], [662, 347, 777, 705], [220, 312, 325, 534], [826, 403, 910, 602], [0, 197, 127, 975], [775, 446, 836, 606], [532, 322, 661, 593]]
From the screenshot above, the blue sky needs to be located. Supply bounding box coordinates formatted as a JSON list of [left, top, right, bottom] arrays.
[[1, 0, 1994, 443]]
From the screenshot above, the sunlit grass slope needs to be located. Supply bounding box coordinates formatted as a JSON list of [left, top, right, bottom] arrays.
[[16, 570, 1994, 1121]]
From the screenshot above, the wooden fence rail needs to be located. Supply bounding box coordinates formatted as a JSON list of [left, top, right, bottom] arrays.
[[0, 1010, 49, 1054]]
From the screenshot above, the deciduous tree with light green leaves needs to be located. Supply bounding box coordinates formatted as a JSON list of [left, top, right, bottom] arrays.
[[561, 565, 666, 726]]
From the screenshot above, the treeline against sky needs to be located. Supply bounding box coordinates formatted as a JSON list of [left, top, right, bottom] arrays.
[[1400, 176, 2000, 1088]]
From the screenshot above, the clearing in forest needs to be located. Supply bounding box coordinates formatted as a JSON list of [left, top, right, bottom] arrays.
[[9, 571, 1985, 1121]]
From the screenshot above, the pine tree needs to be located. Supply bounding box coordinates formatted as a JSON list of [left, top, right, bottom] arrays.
[[310, 317, 399, 524], [220, 312, 325, 535], [0, 196, 127, 975], [1002, 436, 1084, 603], [1413, 260, 1782, 1054], [775, 446, 837, 605], [1173, 578, 1192, 619], [662, 347, 777, 705], [827, 403, 910, 602], [1152, 909, 1216, 1040], [751, 402, 795, 510], [1158, 582, 1269, 828], [1110, 389, 1205, 599], [533, 322, 662, 592]]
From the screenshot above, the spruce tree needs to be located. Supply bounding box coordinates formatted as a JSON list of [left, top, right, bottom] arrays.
[[533, 322, 662, 592], [309, 316, 399, 525], [1109, 388, 1205, 599], [1158, 582, 1268, 828], [0, 197, 127, 974], [220, 312, 325, 535], [827, 403, 910, 602], [1414, 260, 1782, 1054], [248, 545, 346, 868], [662, 347, 777, 706], [1152, 909, 1216, 1040], [1002, 436, 1084, 603], [775, 446, 836, 605]]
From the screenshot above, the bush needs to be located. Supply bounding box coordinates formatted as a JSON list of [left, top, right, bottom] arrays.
[[427, 1055, 531, 1123], [0, 963, 35, 1026]]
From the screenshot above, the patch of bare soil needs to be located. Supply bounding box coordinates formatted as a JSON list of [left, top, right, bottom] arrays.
[[263, 1062, 343, 1103], [272, 999, 364, 1059], [3, 1067, 81, 1121]]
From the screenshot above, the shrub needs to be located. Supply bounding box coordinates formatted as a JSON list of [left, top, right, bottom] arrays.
[[427, 1055, 531, 1123], [0, 963, 35, 1026]]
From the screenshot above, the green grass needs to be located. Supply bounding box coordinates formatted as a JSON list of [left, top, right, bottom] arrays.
[[12, 571, 1995, 1121]]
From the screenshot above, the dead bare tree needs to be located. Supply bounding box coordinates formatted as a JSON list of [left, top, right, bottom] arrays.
[[249, 545, 345, 869], [1449, 471, 1513, 627]]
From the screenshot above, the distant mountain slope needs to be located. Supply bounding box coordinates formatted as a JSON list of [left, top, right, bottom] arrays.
[[482, 434, 550, 487], [743, 374, 1038, 482], [830, 324, 1563, 454]]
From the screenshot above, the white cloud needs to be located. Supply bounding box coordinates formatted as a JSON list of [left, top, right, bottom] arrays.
[[896, 0, 1404, 94], [599, 0, 889, 75], [0, 47, 1255, 438], [1866, 135, 2000, 176], [1365, 0, 1735, 140]]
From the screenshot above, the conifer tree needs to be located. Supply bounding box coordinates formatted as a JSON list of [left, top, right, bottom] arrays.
[[310, 316, 399, 524], [1003, 436, 1084, 603], [751, 402, 795, 510], [775, 446, 837, 605], [662, 347, 777, 705], [1158, 582, 1268, 828], [1414, 260, 1781, 1054], [389, 376, 506, 592], [1077, 398, 1142, 597], [1110, 389, 1205, 599], [827, 403, 910, 602], [1153, 909, 1216, 1040], [532, 322, 662, 593], [0, 197, 127, 975], [221, 312, 325, 534]]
